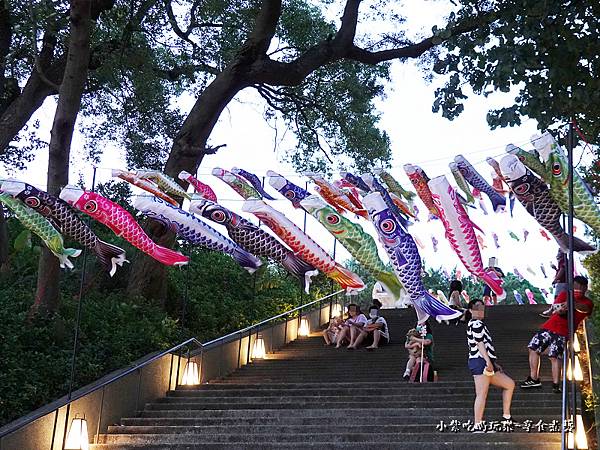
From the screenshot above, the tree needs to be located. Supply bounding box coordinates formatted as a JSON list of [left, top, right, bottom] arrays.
[[32, 0, 93, 315], [0, 205, 7, 272], [126, 0, 500, 300], [2, 0, 530, 302], [430, 0, 600, 143]]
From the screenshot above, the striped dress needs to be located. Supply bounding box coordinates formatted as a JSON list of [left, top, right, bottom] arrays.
[[467, 319, 497, 360]]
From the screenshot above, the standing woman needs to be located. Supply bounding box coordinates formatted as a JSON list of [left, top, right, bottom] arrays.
[[466, 299, 515, 432]]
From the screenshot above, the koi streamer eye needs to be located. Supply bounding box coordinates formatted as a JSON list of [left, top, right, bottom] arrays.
[[24, 197, 40, 208], [210, 210, 227, 223], [552, 162, 562, 177], [284, 191, 295, 199], [514, 183, 530, 195], [326, 214, 340, 225], [380, 218, 396, 234], [83, 200, 98, 213]]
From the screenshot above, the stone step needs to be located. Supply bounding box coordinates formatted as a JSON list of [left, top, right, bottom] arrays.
[[176, 381, 500, 389], [137, 406, 561, 418], [92, 441, 561, 450], [158, 393, 559, 403], [104, 423, 561, 435], [145, 399, 561, 410], [167, 387, 555, 397], [215, 375, 541, 383], [120, 415, 562, 427], [94, 306, 563, 450], [97, 431, 562, 445]]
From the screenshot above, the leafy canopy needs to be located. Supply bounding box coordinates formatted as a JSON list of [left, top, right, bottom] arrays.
[[431, 0, 600, 143], [3, 0, 394, 173]]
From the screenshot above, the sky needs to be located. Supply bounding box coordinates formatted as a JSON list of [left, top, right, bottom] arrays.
[[1, 1, 593, 303]]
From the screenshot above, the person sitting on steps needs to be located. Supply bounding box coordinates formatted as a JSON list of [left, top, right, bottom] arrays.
[[349, 305, 389, 350], [520, 275, 593, 393], [335, 303, 367, 349], [323, 316, 344, 346]]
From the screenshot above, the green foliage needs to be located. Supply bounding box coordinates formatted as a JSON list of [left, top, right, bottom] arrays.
[[0, 215, 335, 426], [431, 0, 600, 142], [3, 0, 394, 174], [0, 285, 181, 426], [421, 264, 545, 305], [583, 253, 600, 334]]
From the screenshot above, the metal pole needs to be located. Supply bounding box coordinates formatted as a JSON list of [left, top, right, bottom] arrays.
[[49, 409, 59, 450], [561, 347, 568, 450], [95, 386, 106, 444], [566, 123, 577, 438], [62, 166, 97, 450], [246, 329, 252, 364], [303, 182, 308, 232], [180, 247, 189, 329]]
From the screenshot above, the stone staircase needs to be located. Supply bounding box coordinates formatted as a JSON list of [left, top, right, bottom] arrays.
[[92, 305, 563, 449]]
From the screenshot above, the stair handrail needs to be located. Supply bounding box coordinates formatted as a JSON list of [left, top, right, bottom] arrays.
[[0, 289, 343, 440], [0, 336, 202, 439], [201, 289, 344, 350]]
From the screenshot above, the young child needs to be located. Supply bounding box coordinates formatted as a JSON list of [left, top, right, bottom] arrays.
[[403, 328, 423, 380], [323, 316, 344, 346]]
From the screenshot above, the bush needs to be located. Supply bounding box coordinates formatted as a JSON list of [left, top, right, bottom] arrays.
[[0, 217, 337, 426]]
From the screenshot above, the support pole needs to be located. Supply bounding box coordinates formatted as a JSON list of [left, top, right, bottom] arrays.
[[62, 166, 97, 450], [566, 123, 577, 442]]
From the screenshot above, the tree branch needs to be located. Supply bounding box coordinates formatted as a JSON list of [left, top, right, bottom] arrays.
[[346, 14, 489, 64], [255, 84, 333, 163], [239, 0, 282, 61], [335, 0, 360, 45], [249, 9, 498, 86]]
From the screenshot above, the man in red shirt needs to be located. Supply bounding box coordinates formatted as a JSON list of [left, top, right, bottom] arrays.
[[520, 276, 593, 393]]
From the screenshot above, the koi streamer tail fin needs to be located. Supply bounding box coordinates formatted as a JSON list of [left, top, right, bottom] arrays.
[[281, 253, 318, 293], [150, 244, 190, 266], [54, 247, 82, 269], [481, 268, 506, 300], [327, 264, 365, 294], [413, 292, 463, 323], [94, 239, 128, 276], [555, 232, 596, 255], [231, 247, 262, 273], [490, 193, 506, 213], [376, 271, 403, 300]]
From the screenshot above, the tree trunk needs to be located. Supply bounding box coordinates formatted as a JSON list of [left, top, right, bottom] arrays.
[[0, 205, 8, 273], [32, 0, 92, 316], [126, 67, 247, 300]]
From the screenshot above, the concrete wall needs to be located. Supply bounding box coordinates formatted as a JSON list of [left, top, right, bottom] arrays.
[[0, 303, 332, 450]]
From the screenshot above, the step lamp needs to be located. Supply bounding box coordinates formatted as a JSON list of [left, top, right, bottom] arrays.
[[573, 333, 580, 353], [331, 303, 342, 318], [298, 318, 310, 337], [566, 355, 584, 382], [567, 414, 588, 449], [252, 334, 266, 359], [64, 414, 89, 450], [181, 358, 200, 385]]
